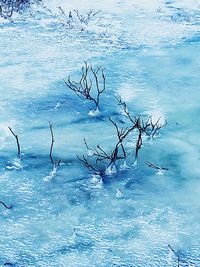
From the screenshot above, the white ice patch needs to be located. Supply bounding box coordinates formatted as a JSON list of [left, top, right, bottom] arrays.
[[87, 149, 94, 157], [90, 174, 103, 189], [116, 188, 123, 198], [119, 160, 129, 171], [88, 108, 101, 117], [6, 158, 23, 170], [43, 166, 58, 182], [105, 163, 117, 176], [133, 159, 138, 168], [156, 169, 165, 176], [118, 83, 138, 102]]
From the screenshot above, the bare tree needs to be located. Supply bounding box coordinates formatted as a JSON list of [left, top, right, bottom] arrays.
[[64, 61, 106, 112], [8, 126, 21, 159]]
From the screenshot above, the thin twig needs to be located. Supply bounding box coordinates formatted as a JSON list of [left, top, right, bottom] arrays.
[[145, 161, 168, 171], [73, 9, 101, 25], [0, 201, 13, 209], [8, 126, 21, 159], [168, 245, 180, 267], [135, 129, 142, 161], [48, 122, 61, 167], [77, 154, 100, 175]]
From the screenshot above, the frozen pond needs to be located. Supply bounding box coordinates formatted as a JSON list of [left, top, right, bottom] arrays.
[[0, 0, 200, 266]]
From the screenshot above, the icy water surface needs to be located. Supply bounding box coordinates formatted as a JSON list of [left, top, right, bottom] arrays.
[[0, 0, 200, 266]]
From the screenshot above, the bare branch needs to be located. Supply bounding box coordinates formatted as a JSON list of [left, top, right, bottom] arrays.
[[77, 154, 100, 175], [49, 121, 55, 165], [135, 129, 142, 160], [58, 6, 66, 16], [0, 201, 13, 209], [73, 9, 101, 25], [168, 245, 180, 267], [145, 161, 168, 171], [8, 126, 21, 159], [79, 117, 131, 175], [64, 62, 106, 110], [115, 96, 167, 160], [48, 122, 61, 167], [140, 117, 167, 138], [115, 95, 137, 124], [4, 262, 14, 266]]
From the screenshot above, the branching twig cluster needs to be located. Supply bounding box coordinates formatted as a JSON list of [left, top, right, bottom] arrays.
[[77, 95, 167, 176], [115, 95, 167, 159], [64, 61, 106, 111], [140, 116, 167, 138], [78, 120, 129, 175], [57, 7, 101, 29], [116, 95, 167, 138], [73, 9, 101, 25]]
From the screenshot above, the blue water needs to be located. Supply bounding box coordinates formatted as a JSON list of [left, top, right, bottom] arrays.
[[0, 0, 200, 266]]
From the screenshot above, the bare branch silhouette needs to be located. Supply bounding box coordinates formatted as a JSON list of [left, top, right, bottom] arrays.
[[115, 95, 167, 161], [135, 129, 142, 161], [140, 116, 167, 138], [8, 126, 21, 159], [168, 245, 180, 267], [0, 201, 13, 209], [145, 161, 168, 171], [115, 95, 167, 138], [48, 122, 61, 167], [64, 62, 106, 111], [115, 95, 137, 124], [73, 9, 101, 25], [78, 118, 131, 175], [77, 154, 101, 175]]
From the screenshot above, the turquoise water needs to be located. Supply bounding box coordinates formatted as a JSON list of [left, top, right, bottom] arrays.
[[0, 0, 200, 266]]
